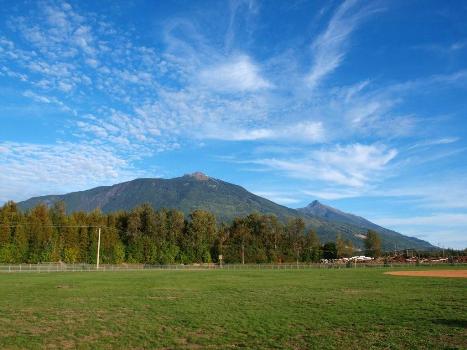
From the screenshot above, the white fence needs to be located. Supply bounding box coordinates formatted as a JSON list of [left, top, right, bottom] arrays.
[[0, 261, 463, 273]]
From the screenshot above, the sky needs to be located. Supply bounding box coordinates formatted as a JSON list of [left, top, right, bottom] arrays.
[[0, 0, 466, 249]]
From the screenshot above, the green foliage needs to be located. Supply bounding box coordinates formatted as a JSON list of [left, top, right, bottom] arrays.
[[185, 210, 216, 263], [63, 247, 80, 264], [112, 242, 126, 264], [336, 234, 354, 258], [365, 230, 382, 257], [301, 229, 321, 262], [323, 242, 337, 259], [17, 176, 436, 252], [0, 201, 411, 265], [0, 243, 16, 263]]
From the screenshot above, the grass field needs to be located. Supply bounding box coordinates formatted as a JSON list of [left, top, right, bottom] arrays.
[[0, 267, 466, 349]]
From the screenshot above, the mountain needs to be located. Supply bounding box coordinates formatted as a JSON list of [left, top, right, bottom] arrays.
[[17, 172, 435, 251], [18, 172, 303, 223], [299, 200, 380, 228], [298, 200, 434, 251]]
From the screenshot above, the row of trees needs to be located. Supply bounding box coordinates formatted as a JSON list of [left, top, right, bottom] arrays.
[[0, 201, 381, 264]]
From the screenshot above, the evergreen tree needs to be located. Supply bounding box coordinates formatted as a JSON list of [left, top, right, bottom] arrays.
[[0, 202, 13, 246], [0, 202, 18, 262], [28, 204, 54, 262], [12, 222, 28, 263], [322, 242, 337, 260]]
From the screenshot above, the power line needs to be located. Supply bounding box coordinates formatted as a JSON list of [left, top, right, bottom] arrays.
[[1, 224, 112, 229]]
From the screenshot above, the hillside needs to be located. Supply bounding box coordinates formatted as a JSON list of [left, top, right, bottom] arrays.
[[18, 172, 435, 251], [298, 200, 434, 251], [18, 172, 304, 223]]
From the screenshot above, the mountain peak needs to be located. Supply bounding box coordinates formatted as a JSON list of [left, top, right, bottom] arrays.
[[301, 200, 333, 217], [186, 171, 209, 181]]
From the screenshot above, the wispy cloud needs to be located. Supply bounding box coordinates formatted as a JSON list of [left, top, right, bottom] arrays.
[[302, 188, 362, 200], [204, 121, 325, 142], [2, 0, 462, 157], [0, 142, 149, 202], [413, 40, 467, 56], [307, 0, 382, 89], [252, 191, 301, 205], [249, 143, 397, 188], [23, 89, 76, 115], [224, 0, 258, 54], [199, 55, 271, 92], [408, 137, 459, 150]]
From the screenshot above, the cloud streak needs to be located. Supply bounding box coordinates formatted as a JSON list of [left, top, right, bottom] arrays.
[[249, 143, 397, 188], [199, 55, 271, 92], [307, 0, 381, 89]]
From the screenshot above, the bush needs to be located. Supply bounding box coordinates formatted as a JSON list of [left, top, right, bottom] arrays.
[[0, 244, 16, 263], [63, 247, 80, 263]]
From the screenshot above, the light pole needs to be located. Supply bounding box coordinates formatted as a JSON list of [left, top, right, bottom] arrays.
[[96, 227, 101, 270]]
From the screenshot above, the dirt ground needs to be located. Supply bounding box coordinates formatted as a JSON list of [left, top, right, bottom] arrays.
[[385, 270, 467, 278]]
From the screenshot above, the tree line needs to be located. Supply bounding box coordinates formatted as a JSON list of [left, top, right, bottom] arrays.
[[0, 201, 382, 264]]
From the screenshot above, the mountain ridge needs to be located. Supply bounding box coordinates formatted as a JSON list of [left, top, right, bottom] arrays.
[[17, 172, 435, 251]]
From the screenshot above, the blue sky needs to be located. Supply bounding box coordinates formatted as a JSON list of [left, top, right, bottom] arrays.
[[0, 0, 466, 248]]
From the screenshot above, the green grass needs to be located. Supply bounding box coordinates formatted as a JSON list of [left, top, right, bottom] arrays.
[[0, 267, 466, 349]]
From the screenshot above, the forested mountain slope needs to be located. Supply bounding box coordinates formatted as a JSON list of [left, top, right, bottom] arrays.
[[18, 172, 435, 250]]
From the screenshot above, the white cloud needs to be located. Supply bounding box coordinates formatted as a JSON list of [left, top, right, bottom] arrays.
[[253, 191, 301, 205], [251, 143, 397, 188], [204, 121, 325, 142], [72, 25, 95, 55], [283, 122, 326, 142], [302, 189, 361, 200], [2, 0, 462, 156], [22, 90, 76, 115], [58, 81, 73, 92], [0, 142, 146, 203], [85, 58, 99, 68], [199, 55, 271, 92], [224, 0, 258, 53], [307, 0, 381, 89], [211, 128, 274, 141], [408, 137, 459, 149]]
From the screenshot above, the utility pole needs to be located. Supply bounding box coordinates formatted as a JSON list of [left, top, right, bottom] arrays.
[[241, 242, 245, 265], [96, 227, 101, 270]]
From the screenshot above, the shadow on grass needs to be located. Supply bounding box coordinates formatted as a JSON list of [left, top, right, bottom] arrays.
[[432, 319, 467, 329]]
